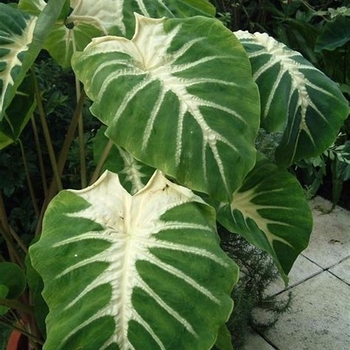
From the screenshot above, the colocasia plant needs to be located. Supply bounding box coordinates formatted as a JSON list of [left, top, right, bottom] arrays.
[[0, 1, 349, 349]]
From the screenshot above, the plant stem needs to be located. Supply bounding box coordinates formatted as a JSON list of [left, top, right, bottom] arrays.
[[32, 68, 62, 192], [31, 115, 48, 198], [19, 140, 40, 217], [76, 77, 87, 188], [35, 91, 86, 235], [0, 298, 33, 315], [89, 140, 114, 185], [9, 227, 28, 254], [0, 318, 43, 346], [0, 193, 24, 268]]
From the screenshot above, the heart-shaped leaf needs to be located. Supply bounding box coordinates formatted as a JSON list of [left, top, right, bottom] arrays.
[[73, 15, 260, 202], [30, 170, 237, 350]]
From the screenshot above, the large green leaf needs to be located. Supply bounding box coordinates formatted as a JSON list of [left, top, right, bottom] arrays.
[[93, 126, 154, 194], [0, 0, 67, 119], [73, 15, 260, 202], [30, 170, 237, 350], [235, 30, 350, 166], [217, 156, 312, 283]]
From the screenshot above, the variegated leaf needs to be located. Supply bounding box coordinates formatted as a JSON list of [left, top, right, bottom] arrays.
[[73, 15, 260, 202], [0, 4, 36, 119], [235, 30, 350, 166], [36, 0, 215, 68], [93, 126, 154, 194], [0, 0, 67, 119], [30, 170, 237, 350], [44, 23, 103, 69], [68, 0, 215, 37], [217, 155, 312, 282]]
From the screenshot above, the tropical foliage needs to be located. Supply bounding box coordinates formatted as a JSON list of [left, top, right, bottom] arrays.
[[0, 0, 349, 349]]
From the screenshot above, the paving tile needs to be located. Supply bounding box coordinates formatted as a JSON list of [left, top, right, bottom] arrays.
[[265, 254, 323, 296], [242, 330, 276, 350], [303, 196, 350, 268], [329, 256, 350, 285], [262, 271, 350, 350]]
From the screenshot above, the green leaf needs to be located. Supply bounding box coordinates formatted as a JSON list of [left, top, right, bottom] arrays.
[[215, 324, 234, 350], [30, 170, 237, 350], [0, 74, 36, 150], [0, 262, 26, 300], [0, 0, 67, 119], [18, 0, 47, 16], [73, 15, 260, 202], [93, 126, 154, 194], [43, 23, 103, 69], [235, 30, 350, 166], [41, 0, 215, 68], [315, 16, 350, 52], [0, 285, 10, 315], [26, 253, 48, 338], [217, 156, 312, 283], [0, 4, 37, 120], [67, 0, 215, 38]]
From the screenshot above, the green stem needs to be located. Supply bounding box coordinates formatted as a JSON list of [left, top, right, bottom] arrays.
[[0, 194, 24, 268], [76, 77, 87, 188], [9, 226, 28, 255], [0, 298, 33, 315], [19, 140, 39, 217], [72, 31, 87, 189], [0, 318, 44, 346], [31, 115, 48, 198], [32, 68, 62, 192], [35, 91, 87, 236], [89, 140, 114, 185]]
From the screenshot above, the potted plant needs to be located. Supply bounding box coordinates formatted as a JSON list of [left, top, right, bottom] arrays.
[[0, 0, 349, 349]]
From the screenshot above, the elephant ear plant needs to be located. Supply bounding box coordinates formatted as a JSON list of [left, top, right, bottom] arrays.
[[0, 0, 349, 349]]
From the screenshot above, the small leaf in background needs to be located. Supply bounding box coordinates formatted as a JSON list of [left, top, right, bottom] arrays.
[[30, 170, 238, 350], [0, 262, 26, 300], [235, 30, 350, 167], [0, 285, 10, 315], [93, 126, 154, 194], [315, 16, 350, 52], [0, 74, 36, 150]]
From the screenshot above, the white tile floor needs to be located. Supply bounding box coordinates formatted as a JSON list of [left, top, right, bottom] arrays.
[[243, 197, 350, 350]]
